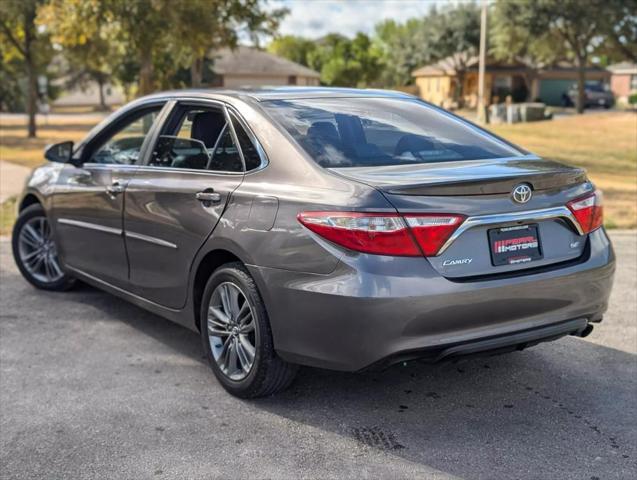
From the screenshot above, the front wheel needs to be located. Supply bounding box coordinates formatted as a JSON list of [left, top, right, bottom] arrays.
[[12, 204, 75, 291], [200, 262, 298, 398]]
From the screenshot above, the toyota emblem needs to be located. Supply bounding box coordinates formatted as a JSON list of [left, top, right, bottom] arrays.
[[512, 183, 532, 204]]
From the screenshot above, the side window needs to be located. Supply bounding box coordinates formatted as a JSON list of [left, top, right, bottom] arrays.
[[230, 112, 263, 171], [209, 127, 243, 172], [149, 106, 242, 172], [88, 108, 162, 165]]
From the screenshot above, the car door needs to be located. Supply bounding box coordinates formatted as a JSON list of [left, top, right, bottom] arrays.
[[123, 100, 253, 308], [52, 102, 168, 286]]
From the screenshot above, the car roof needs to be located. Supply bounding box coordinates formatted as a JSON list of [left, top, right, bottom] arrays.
[[137, 86, 415, 103]]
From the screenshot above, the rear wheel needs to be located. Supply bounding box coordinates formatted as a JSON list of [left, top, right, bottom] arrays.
[[200, 262, 297, 398], [11, 204, 75, 291]]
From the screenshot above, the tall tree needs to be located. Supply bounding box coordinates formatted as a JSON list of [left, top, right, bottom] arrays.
[[595, 0, 637, 63], [491, 1, 567, 101], [0, 0, 51, 137], [306, 33, 381, 87], [42, 0, 287, 95], [371, 3, 480, 98], [426, 4, 481, 104], [373, 18, 436, 87], [492, 0, 608, 113], [172, 0, 287, 88], [38, 0, 122, 110], [267, 35, 317, 68]]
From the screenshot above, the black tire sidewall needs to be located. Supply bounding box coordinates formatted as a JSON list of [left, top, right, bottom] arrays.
[[200, 264, 272, 397], [11, 204, 74, 291]]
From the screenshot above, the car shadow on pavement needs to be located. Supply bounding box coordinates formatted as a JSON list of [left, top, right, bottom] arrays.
[[254, 340, 637, 479], [34, 279, 637, 480], [63, 282, 205, 364]]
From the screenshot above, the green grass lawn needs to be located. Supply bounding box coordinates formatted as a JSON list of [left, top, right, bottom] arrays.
[[0, 111, 635, 234]]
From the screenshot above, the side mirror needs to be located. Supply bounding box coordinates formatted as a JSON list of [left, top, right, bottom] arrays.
[[44, 141, 74, 164]]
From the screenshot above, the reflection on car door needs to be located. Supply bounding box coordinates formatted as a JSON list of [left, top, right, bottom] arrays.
[[52, 104, 166, 286], [123, 101, 247, 308]]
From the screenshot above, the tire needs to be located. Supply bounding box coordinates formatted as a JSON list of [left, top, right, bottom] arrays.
[[11, 204, 75, 291], [200, 262, 298, 398]]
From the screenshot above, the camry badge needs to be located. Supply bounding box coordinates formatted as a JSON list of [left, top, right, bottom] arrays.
[[512, 183, 533, 204]]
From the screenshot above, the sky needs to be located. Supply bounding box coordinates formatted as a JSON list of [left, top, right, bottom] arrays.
[[269, 0, 454, 39]]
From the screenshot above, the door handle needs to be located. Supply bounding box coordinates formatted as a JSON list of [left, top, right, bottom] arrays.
[[106, 181, 125, 197], [196, 190, 221, 203]]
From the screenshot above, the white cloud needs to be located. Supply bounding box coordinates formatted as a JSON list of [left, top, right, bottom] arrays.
[[270, 0, 451, 39]]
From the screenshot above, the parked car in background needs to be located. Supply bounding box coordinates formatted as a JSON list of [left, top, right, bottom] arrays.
[[565, 82, 614, 108], [12, 88, 615, 398]]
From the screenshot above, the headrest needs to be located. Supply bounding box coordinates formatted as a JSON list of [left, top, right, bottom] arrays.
[[190, 111, 226, 148]]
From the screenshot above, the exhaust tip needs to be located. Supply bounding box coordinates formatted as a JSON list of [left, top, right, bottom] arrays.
[[573, 324, 594, 338]]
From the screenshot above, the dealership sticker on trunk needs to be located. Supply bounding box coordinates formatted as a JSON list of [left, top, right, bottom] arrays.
[[488, 224, 543, 266]]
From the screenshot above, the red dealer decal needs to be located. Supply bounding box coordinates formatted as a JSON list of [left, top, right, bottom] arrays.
[[493, 236, 538, 253]]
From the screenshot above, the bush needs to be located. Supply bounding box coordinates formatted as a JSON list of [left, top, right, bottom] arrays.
[[629, 92, 637, 105]]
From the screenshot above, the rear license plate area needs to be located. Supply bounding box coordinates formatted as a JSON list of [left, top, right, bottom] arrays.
[[488, 224, 543, 266]]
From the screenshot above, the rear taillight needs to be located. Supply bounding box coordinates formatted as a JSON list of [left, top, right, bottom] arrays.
[[297, 211, 464, 257], [297, 212, 420, 256], [404, 215, 466, 256], [567, 190, 603, 234]]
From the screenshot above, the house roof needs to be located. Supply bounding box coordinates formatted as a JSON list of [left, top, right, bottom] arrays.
[[211, 46, 320, 78], [412, 54, 532, 77], [412, 54, 612, 77], [608, 61, 637, 74], [412, 53, 478, 76]]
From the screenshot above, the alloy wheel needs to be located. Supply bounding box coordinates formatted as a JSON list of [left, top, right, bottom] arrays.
[[17, 216, 64, 284], [207, 282, 256, 381]]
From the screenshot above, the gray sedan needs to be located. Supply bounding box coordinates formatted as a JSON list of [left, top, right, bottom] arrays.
[[12, 88, 614, 397]]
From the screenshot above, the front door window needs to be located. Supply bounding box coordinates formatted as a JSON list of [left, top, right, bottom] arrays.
[[88, 108, 163, 165]]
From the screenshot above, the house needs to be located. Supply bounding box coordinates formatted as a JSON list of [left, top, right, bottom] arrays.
[[52, 47, 320, 109], [208, 46, 320, 88], [608, 62, 637, 105], [412, 55, 611, 108], [52, 82, 125, 109]]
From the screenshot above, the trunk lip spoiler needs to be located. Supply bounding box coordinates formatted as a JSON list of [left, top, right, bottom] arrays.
[[438, 206, 584, 255]]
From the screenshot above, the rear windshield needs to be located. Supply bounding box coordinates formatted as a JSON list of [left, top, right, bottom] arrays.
[[261, 97, 522, 168]]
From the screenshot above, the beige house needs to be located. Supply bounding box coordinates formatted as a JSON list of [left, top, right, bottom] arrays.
[[413, 55, 610, 108], [209, 46, 320, 88]]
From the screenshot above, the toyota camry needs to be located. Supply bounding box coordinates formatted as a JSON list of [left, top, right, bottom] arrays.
[[12, 88, 615, 397]]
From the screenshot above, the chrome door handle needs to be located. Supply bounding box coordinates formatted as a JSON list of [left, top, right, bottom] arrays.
[[196, 190, 221, 203], [106, 181, 125, 197]]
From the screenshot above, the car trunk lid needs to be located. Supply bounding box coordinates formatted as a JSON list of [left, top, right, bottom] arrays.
[[329, 156, 587, 196], [330, 157, 593, 278]]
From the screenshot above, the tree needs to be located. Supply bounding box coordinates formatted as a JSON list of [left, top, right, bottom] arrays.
[[595, 0, 637, 63], [372, 18, 437, 87], [267, 35, 317, 68], [38, 0, 122, 111], [371, 3, 480, 99], [492, 0, 609, 114], [491, 1, 567, 101], [42, 0, 287, 95], [172, 0, 287, 88], [306, 33, 381, 87], [426, 4, 481, 104], [0, 0, 52, 137]]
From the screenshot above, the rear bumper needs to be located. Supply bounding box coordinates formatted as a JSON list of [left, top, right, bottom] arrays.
[[250, 229, 615, 371], [364, 317, 592, 370]]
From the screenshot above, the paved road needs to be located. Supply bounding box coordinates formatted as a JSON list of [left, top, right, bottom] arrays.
[[1, 232, 635, 480]]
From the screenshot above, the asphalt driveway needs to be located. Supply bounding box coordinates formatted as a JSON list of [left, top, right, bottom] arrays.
[[1, 232, 635, 480]]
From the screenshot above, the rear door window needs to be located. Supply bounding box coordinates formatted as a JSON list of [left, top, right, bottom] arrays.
[[230, 112, 265, 171], [148, 106, 242, 172]]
